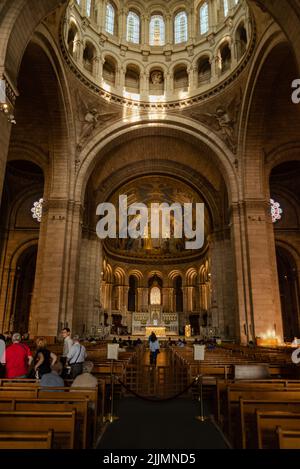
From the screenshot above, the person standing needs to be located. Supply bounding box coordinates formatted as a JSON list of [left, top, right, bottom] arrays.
[[67, 335, 87, 379], [5, 333, 33, 378], [61, 328, 73, 367], [33, 337, 57, 379], [149, 332, 160, 366]]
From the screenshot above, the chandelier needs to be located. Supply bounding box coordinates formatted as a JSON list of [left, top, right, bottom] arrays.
[[270, 198, 283, 224], [31, 198, 44, 223]]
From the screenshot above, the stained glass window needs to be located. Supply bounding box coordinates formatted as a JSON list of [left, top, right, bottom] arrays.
[[270, 199, 283, 223], [86, 0, 91, 17], [224, 0, 229, 17], [31, 198, 44, 223], [149, 15, 165, 46], [127, 11, 140, 44], [174, 11, 188, 44], [150, 286, 161, 305], [200, 2, 209, 35], [106, 3, 115, 35]]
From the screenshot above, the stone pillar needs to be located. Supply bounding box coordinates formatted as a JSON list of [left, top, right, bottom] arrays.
[[29, 200, 83, 339], [209, 230, 236, 339], [165, 14, 172, 44], [140, 71, 149, 101], [142, 15, 149, 46], [0, 267, 16, 332], [231, 200, 284, 344], [98, 0, 106, 32], [120, 9, 128, 42], [188, 7, 195, 40], [0, 107, 13, 203], [137, 287, 143, 311], [162, 287, 168, 312]]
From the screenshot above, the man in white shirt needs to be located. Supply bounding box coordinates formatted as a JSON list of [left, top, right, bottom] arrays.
[[67, 335, 87, 379], [62, 328, 73, 359]]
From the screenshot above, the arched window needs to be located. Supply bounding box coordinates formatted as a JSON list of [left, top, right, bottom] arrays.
[[200, 2, 209, 35], [86, 0, 92, 17], [105, 3, 115, 35], [149, 15, 165, 46], [223, 0, 229, 17], [150, 286, 161, 305], [127, 11, 140, 44], [174, 11, 188, 44]]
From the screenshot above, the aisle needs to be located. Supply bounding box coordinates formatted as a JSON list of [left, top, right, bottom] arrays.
[[97, 397, 230, 449]]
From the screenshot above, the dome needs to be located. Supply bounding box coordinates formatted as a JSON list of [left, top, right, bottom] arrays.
[[62, 0, 253, 108]]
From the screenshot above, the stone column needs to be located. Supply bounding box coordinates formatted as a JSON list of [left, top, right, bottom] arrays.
[[231, 200, 284, 344], [0, 267, 16, 332], [29, 199, 84, 340], [137, 287, 143, 311], [188, 7, 195, 41], [0, 116, 11, 200], [98, 0, 106, 32], [142, 15, 149, 46], [165, 14, 172, 45], [140, 71, 149, 101], [209, 230, 236, 339]]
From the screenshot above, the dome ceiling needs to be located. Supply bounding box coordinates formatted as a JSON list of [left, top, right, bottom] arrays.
[[61, 0, 254, 108]]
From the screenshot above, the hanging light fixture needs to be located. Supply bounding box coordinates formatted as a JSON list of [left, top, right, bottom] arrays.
[[0, 79, 16, 124]]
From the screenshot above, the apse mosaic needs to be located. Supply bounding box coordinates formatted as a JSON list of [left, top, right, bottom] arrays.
[[104, 176, 211, 260]]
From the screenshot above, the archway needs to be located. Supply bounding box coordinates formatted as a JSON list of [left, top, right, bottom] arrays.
[[276, 246, 300, 340], [12, 244, 38, 334]]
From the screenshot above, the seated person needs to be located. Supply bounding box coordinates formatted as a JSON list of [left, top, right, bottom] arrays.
[[71, 361, 97, 389], [40, 362, 64, 388]]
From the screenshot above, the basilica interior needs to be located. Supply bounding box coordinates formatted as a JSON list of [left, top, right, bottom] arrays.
[[0, 0, 299, 346], [0, 0, 300, 452]]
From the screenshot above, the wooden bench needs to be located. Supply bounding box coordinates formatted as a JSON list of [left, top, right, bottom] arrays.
[[0, 410, 76, 449], [227, 387, 300, 440], [239, 399, 300, 449], [0, 397, 89, 448], [257, 411, 300, 449], [216, 380, 300, 425], [0, 430, 53, 449], [277, 427, 300, 449], [0, 385, 101, 442]]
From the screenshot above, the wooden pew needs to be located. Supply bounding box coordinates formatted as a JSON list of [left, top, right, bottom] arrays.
[[0, 430, 53, 449], [257, 411, 300, 449], [0, 397, 89, 448], [277, 427, 300, 449], [0, 385, 101, 442], [0, 410, 76, 449], [216, 379, 300, 425], [239, 399, 300, 449], [227, 387, 300, 441]]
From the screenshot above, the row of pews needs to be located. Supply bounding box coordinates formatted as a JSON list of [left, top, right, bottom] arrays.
[[169, 344, 300, 449], [0, 343, 141, 449], [170, 344, 297, 382], [217, 378, 300, 449]]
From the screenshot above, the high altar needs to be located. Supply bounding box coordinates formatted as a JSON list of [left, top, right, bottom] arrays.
[[131, 285, 178, 336]]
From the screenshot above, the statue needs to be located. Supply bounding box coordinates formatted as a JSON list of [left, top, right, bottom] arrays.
[[151, 71, 163, 86], [191, 92, 241, 153], [75, 91, 119, 149]]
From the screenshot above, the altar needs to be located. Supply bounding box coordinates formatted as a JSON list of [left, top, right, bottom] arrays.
[[145, 326, 166, 338]]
